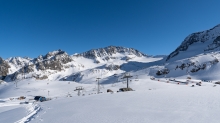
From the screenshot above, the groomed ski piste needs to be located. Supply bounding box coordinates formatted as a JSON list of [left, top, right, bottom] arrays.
[[1, 72, 220, 123]]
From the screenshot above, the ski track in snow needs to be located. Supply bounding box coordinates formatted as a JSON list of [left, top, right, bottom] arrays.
[[15, 103, 41, 123]]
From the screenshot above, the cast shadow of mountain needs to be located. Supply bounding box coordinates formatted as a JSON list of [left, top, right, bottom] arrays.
[[120, 58, 166, 72]]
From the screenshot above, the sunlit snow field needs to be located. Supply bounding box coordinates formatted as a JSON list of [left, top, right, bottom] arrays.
[[1, 75, 220, 123]]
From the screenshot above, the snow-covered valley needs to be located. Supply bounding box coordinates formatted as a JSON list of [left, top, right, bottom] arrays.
[[1, 76, 220, 123]]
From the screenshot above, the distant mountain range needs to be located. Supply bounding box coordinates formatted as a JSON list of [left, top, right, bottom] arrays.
[[1, 24, 220, 82], [0, 46, 157, 82]]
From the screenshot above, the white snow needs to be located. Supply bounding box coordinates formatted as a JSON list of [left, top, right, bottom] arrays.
[[1, 75, 220, 123], [2, 38, 220, 123]]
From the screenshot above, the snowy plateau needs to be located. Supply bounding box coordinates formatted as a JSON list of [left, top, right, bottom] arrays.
[[1, 24, 220, 123]]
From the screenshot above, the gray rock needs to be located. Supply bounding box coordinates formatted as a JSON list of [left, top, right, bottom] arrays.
[[79, 46, 147, 59], [0, 57, 10, 79]]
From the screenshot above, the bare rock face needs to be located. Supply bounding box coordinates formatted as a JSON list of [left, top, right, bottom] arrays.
[[11, 72, 19, 81], [9, 64, 35, 81], [20, 64, 35, 73], [34, 49, 73, 71], [156, 68, 169, 76], [35, 75, 48, 80], [0, 57, 10, 79], [125, 56, 132, 61], [37, 60, 63, 71], [106, 64, 120, 71], [205, 36, 220, 51], [79, 46, 146, 59]]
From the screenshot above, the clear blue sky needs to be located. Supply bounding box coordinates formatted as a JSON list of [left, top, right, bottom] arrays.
[[1, 0, 220, 59]]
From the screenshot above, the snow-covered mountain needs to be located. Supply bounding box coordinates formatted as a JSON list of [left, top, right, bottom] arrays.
[[167, 24, 220, 62], [2, 25, 220, 123], [154, 24, 220, 80], [2, 24, 220, 83], [79, 46, 146, 58], [77, 46, 147, 63], [1, 46, 164, 82]]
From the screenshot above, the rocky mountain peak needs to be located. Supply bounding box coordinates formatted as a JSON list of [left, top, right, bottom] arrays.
[[166, 24, 220, 61], [79, 46, 147, 59], [7, 57, 31, 66], [31, 50, 73, 71], [42, 49, 67, 59], [34, 49, 71, 62]]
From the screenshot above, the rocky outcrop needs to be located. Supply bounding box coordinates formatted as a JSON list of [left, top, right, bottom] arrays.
[[0, 57, 10, 79], [36, 60, 63, 71], [34, 49, 73, 71], [35, 75, 48, 80], [156, 68, 169, 76], [205, 36, 220, 51], [106, 64, 120, 71], [20, 64, 35, 73], [79, 46, 147, 59]]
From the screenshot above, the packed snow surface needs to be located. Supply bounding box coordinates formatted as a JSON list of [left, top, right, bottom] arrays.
[[1, 76, 220, 123]]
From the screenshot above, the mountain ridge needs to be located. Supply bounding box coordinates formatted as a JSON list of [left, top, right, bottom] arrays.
[[1, 24, 220, 82], [166, 24, 220, 61], [0, 46, 154, 82]]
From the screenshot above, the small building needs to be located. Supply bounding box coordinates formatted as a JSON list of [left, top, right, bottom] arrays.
[[34, 96, 47, 102], [119, 88, 133, 92]]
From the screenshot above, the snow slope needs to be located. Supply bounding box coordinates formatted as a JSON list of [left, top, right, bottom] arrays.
[[167, 24, 220, 62], [154, 51, 220, 81], [33, 85, 220, 123], [2, 24, 220, 123], [1, 76, 220, 123]]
